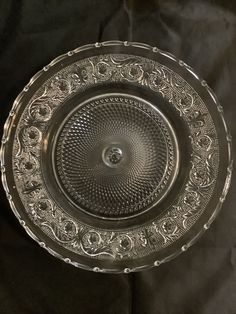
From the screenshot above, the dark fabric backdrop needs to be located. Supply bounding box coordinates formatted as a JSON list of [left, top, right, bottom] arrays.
[[0, 1, 235, 313]]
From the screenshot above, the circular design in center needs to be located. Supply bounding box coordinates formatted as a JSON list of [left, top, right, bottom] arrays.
[[102, 146, 123, 167], [54, 93, 179, 219]]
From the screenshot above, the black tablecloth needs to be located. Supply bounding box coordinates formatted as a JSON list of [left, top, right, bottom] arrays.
[[0, 1, 235, 313]]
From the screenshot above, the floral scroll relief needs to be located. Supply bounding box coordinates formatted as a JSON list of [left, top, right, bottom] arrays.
[[12, 54, 219, 260]]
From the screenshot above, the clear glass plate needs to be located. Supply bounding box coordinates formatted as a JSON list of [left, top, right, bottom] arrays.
[[0, 41, 232, 273]]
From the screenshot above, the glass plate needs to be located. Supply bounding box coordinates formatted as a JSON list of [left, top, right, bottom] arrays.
[[1, 41, 232, 273]]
